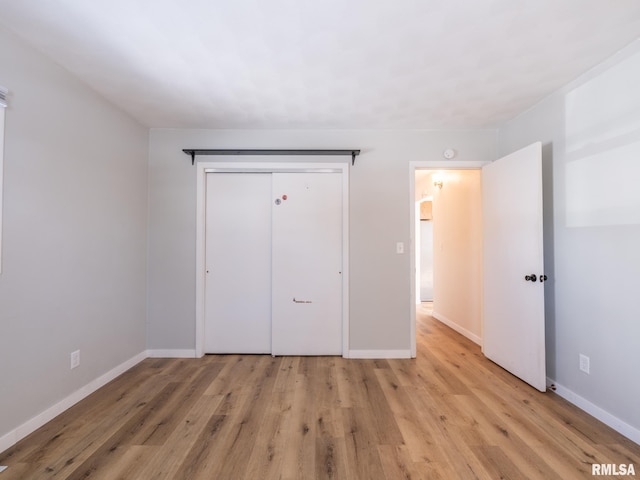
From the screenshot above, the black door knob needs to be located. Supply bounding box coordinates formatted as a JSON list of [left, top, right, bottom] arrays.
[[540, 274, 548, 282], [525, 274, 537, 282]]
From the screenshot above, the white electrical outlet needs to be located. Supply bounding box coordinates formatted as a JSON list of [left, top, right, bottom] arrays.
[[71, 350, 80, 369], [579, 354, 590, 374], [396, 242, 405, 254]]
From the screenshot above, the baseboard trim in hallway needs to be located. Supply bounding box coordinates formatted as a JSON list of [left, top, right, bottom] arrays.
[[431, 310, 482, 346]]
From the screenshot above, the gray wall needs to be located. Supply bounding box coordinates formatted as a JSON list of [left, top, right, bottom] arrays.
[[147, 129, 495, 352], [498, 40, 640, 431], [0, 26, 148, 437]]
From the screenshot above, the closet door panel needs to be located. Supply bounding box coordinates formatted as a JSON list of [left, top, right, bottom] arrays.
[[271, 172, 342, 355], [204, 173, 272, 354]]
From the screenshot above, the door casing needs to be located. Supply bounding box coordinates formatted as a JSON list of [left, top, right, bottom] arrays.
[[195, 161, 350, 358]]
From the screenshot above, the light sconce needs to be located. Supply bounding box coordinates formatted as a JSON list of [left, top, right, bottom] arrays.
[[433, 174, 443, 190]]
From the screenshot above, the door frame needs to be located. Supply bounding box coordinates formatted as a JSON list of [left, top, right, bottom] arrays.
[[195, 161, 350, 358], [409, 161, 488, 357]]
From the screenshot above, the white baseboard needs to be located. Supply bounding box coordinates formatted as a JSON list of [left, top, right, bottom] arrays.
[[347, 349, 411, 359], [432, 311, 482, 346], [146, 349, 197, 358], [0, 351, 147, 454], [547, 378, 640, 445]]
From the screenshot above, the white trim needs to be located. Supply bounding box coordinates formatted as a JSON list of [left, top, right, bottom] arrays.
[[195, 164, 207, 357], [409, 161, 488, 358], [195, 161, 350, 358], [348, 350, 411, 359], [432, 311, 482, 346], [547, 378, 640, 445], [146, 349, 197, 358], [0, 351, 147, 454], [0, 107, 5, 274], [341, 167, 350, 356]]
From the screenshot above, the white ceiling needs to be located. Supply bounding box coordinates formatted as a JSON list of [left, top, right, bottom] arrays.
[[1, 0, 640, 129]]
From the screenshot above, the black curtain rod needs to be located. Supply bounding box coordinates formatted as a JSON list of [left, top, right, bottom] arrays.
[[183, 149, 361, 165]]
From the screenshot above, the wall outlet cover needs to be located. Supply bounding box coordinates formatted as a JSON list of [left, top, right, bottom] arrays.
[[71, 350, 80, 369], [579, 354, 590, 374]]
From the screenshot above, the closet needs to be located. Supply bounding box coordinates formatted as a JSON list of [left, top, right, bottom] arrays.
[[204, 171, 343, 355]]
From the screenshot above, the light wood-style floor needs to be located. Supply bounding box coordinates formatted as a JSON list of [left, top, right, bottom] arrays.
[[2, 309, 639, 479]]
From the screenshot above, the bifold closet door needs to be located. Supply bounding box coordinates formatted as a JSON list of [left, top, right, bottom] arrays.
[[204, 173, 272, 354], [271, 172, 343, 356]]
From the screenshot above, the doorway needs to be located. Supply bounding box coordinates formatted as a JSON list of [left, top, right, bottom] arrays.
[[409, 161, 487, 357], [410, 144, 546, 392]]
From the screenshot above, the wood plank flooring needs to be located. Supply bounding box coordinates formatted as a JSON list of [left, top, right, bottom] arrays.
[[2, 309, 639, 479]]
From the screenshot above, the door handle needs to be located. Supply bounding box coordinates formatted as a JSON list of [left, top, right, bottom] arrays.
[[539, 274, 548, 282], [293, 297, 312, 304], [525, 274, 537, 282]]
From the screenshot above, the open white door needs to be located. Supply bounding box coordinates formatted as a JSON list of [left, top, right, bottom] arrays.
[[482, 142, 546, 392]]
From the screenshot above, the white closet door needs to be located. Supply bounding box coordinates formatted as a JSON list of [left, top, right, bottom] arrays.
[[271, 172, 343, 355], [204, 173, 272, 354]]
